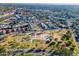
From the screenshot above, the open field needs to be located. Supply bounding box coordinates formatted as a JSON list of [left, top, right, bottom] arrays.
[[0, 29, 78, 56]]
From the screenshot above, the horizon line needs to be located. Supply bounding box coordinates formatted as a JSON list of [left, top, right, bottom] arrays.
[[0, 3, 79, 5]]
